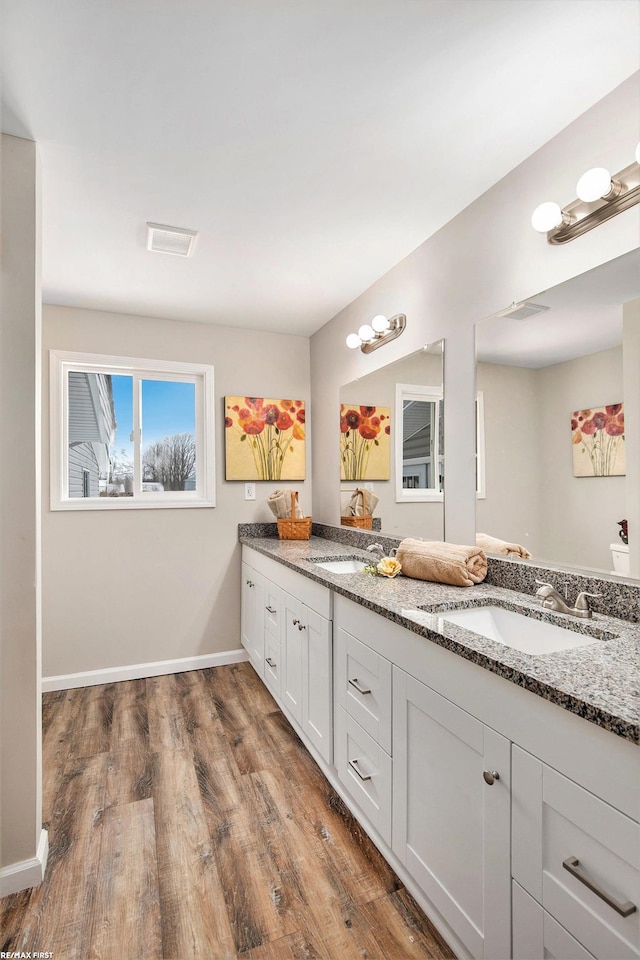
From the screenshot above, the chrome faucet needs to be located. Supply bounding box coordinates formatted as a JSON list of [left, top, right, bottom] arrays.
[[534, 580, 600, 619], [366, 543, 386, 561]]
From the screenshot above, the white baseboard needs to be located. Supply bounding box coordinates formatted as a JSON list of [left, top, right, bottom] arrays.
[[0, 828, 49, 897], [42, 648, 249, 692]]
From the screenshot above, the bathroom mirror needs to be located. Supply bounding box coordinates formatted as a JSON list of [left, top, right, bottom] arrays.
[[339, 342, 444, 539], [475, 248, 640, 578]]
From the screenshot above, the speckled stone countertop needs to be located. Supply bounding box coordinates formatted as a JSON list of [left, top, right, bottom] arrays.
[[240, 534, 640, 743]]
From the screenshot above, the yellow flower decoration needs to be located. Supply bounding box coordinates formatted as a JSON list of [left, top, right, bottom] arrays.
[[377, 557, 402, 578]]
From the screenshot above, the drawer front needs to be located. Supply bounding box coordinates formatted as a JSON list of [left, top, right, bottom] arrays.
[[335, 708, 391, 845], [264, 633, 281, 698], [513, 881, 596, 960], [337, 627, 392, 753], [263, 581, 281, 639], [513, 747, 640, 959]]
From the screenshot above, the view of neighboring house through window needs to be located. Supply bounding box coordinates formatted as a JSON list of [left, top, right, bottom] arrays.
[[51, 351, 215, 510], [395, 383, 444, 502]]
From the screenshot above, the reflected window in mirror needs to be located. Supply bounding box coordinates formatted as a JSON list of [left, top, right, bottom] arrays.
[[395, 384, 443, 502]]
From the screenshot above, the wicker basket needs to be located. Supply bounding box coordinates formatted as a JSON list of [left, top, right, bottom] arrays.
[[341, 488, 374, 529], [277, 491, 312, 540]]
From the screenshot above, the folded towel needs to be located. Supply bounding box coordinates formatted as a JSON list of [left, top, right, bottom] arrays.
[[476, 533, 531, 559], [343, 487, 380, 517], [396, 538, 487, 587], [267, 489, 303, 519]]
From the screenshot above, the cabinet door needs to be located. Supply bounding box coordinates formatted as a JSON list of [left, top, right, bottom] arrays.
[[302, 605, 332, 763], [264, 580, 281, 639], [393, 668, 510, 960], [241, 563, 265, 676], [281, 590, 303, 725], [513, 881, 597, 960]]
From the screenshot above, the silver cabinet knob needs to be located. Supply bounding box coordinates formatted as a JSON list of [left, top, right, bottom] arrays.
[[483, 770, 500, 785]]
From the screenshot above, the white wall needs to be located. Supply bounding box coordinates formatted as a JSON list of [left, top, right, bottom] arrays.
[[478, 349, 626, 572], [538, 347, 624, 572], [310, 75, 640, 547], [42, 306, 310, 678], [0, 135, 43, 873], [623, 298, 640, 578], [476, 363, 541, 555]]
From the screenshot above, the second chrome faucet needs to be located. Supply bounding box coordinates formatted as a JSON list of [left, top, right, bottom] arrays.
[[534, 579, 600, 619]]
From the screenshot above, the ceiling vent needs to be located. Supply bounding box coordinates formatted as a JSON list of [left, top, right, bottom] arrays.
[[146, 222, 198, 257], [495, 300, 550, 321]]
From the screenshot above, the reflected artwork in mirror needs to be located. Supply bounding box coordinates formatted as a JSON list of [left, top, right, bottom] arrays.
[[339, 341, 444, 540], [475, 248, 640, 579]]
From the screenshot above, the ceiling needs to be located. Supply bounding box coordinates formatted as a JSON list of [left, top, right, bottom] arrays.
[[476, 248, 640, 368], [2, 0, 639, 336]]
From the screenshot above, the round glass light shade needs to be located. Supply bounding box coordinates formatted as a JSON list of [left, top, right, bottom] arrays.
[[346, 332, 361, 349], [531, 202, 564, 233], [371, 314, 390, 333], [576, 167, 612, 203], [357, 324, 375, 342]]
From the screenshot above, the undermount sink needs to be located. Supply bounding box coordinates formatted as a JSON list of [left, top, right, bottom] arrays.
[[312, 558, 367, 574], [435, 604, 608, 656]]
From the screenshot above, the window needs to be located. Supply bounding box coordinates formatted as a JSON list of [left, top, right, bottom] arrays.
[[395, 383, 444, 502], [50, 351, 215, 510]]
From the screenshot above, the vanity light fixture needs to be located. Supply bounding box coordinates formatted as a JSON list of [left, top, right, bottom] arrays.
[[345, 313, 406, 354], [531, 143, 640, 244]]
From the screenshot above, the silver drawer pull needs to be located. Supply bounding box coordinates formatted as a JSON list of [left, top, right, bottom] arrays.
[[297, 622, 306, 631], [348, 677, 372, 696], [265, 657, 276, 668], [483, 770, 500, 785], [246, 579, 254, 587], [563, 856, 637, 918], [292, 618, 300, 626], [265, 605, 277, 614], [348, 758, 372, 781]]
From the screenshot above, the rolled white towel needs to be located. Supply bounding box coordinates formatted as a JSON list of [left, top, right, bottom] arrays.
[[267, 489, 303, 519], [476, 532, 531, 559]]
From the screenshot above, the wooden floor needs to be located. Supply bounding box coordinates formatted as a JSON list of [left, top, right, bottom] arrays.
[[1, 662, 455, 960]]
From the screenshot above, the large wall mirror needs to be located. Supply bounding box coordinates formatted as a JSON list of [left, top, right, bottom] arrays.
[[476, 248, 640, 578], [339, 342, 444, 539]]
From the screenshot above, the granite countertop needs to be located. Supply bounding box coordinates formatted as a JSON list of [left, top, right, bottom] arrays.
[[241, 535, 640, 743]]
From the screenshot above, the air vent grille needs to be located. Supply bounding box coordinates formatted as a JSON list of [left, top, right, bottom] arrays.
[[496, 300, 550, 321], [147, 222, 198, 257]]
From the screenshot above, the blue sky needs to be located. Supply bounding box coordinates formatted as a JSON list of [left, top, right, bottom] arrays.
[[111, 377, 195, 457]]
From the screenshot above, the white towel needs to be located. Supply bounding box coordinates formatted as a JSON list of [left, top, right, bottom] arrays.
[[267, 489, 303, 519]]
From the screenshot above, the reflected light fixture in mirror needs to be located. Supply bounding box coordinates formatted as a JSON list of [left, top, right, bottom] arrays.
[[531, 143, 640, 244], [345, 313, 407, 353]]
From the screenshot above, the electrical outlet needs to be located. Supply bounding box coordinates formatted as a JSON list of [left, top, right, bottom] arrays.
[[364, 481, 374, 491], [244, 482, 256, 501]]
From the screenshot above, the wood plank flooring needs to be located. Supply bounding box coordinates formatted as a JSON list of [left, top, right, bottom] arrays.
[[1, 663, 455, 960]]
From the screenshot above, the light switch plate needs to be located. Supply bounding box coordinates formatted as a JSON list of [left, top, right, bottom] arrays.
[[244, 482, 256, 501]]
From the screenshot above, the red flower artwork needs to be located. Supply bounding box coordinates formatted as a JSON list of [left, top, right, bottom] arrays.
[[571, 403, 625, 477], [340, 403, 390, 480], [225, 396, 305, 479]]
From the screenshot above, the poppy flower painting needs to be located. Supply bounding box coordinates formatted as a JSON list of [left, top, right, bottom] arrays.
[[340, 404, 391, 480], [571, 403, 625, 477], [225, 397, 306, 480]]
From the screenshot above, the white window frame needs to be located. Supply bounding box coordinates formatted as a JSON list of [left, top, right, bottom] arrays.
[[395, 382, 444, 503], [476, 390, 486, 500], [50, 350, 216, 511]]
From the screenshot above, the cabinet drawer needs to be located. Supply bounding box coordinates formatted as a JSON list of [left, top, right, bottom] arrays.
[[336, 627, 392, 753], [513, 747, 640, 959], [513, 881, 596, 960], [263, 581, 281, 639], [335, 708, 391, 846], [264, 634, 281, 698]]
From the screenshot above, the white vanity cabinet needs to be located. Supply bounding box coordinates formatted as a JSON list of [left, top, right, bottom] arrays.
[[392, 668, 511, 960], [241, 560, 266, 675], [242, 547, 333, 764], [512, 746, 640, 960]]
